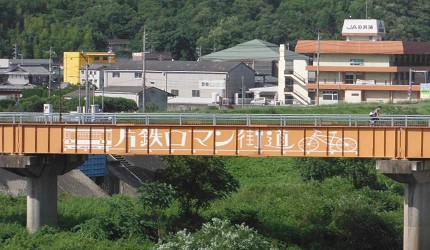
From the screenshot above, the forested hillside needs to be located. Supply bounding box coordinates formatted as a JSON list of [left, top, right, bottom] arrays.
[[1, 0, 429, 60]]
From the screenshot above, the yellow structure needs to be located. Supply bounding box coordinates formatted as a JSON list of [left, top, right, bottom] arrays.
[[63, 52, 116, 85]]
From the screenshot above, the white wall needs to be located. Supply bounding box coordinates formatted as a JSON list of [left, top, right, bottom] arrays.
[[344, 90, 362, 103], [293, 60, 308, 81], [317, 54, 390, 67]]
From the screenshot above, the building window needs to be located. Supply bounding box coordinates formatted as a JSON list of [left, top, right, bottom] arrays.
[[135, 72, 142, 78], [112, 72, 120, 78], [103, 56, 108, 60], [80, 70, 84, 75], [322, 90, 338, 100], [308, 71, 316, 83], [192, 90, 200, 97], [171, 89, 179, 96], [350, 59, 364, 66], [345, 73, 362, 84], [345, 74, 354, 84], [94, 56, 100, 61]]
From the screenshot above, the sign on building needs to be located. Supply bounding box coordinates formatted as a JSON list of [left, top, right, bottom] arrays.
[[199, 80, 226, 89], [420, 83, 430, 99]]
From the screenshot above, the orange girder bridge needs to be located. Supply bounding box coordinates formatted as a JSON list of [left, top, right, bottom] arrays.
[[1, 113, 430, 159]]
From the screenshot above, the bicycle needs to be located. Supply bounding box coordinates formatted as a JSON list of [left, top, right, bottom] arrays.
[[298, 129, 357, 154]]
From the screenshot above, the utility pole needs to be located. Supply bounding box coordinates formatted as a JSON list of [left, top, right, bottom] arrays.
[[142, 27, 147, 113], [316, 31, 321, 106], [48, 46, 53, 97], [365, 0, 368, 19], [85, 55, 89, 113]]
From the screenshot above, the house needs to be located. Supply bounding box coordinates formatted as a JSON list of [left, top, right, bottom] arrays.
[[0, 59, 53, 85], [5, 65, 50, 85], [103, 60, 255, 108], [284, 19, 430, 105], [0, 59, 52, 100], [200, 39, 308, 87], [63, 52, 116, 85], [108, 38, 131, 53]]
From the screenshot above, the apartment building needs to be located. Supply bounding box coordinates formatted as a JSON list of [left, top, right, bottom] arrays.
[[282, 19, 430, 105]]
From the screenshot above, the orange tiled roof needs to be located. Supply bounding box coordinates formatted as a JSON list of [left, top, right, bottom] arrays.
[[295, 40, 430, 54]]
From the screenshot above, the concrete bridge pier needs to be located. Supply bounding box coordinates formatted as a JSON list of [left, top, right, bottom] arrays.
[[377, 160, 430, 250], [0, 154, 87, 233]]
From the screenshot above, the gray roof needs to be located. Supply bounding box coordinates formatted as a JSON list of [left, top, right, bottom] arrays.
[[103, 85, 144, 93], [200, 39, 308, 61], [6, 65, 50, 75], [80, 64, 110, 70], [10, 59, 50, 65], [105, 60, 249, 73]]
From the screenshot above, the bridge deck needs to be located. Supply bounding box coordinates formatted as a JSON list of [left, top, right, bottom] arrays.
[[2, 113, 430, 159]]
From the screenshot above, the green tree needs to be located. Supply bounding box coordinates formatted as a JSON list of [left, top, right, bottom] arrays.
[[156, 156, 239, 217], [138, 182, 175, 238]]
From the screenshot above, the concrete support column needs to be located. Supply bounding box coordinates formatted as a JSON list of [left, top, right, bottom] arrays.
[[0, 154, 87, 233], [27, 166, 58, 233], [377, 160, 430, 250]]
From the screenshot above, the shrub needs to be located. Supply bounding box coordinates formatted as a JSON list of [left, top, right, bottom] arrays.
[[155, 218, 274, 250]]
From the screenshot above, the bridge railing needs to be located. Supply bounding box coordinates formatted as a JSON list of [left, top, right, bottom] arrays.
[[0, 112, 429, 127]]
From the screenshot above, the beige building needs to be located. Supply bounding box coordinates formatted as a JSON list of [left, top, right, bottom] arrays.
[[280, 19, 430, 105]]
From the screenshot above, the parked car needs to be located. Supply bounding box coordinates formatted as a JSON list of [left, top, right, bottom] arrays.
[[250, 97, 267, 105]]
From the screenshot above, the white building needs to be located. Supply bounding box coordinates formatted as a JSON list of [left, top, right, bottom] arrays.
[[281, 19, 430, 105], [103, 60, 255, 106]]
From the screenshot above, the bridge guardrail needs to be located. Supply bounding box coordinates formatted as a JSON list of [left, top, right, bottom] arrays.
[[0, 112, 429, 127]]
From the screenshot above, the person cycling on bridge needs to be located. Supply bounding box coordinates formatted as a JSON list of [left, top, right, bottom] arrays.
[[370, 106, 381, 126]]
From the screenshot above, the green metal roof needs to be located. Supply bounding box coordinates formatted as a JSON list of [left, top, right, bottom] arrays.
[[200, 39, 308, 61]]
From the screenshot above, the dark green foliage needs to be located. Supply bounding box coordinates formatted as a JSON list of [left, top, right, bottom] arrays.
[[293, 157, 385, 189], [156, 156, 240, 217], [17, 95, 45, 112], [1, 0, 430, 60], [101, 96, 138, 112], [74, 195, 149, 241], [0, 99, 16, 111]]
